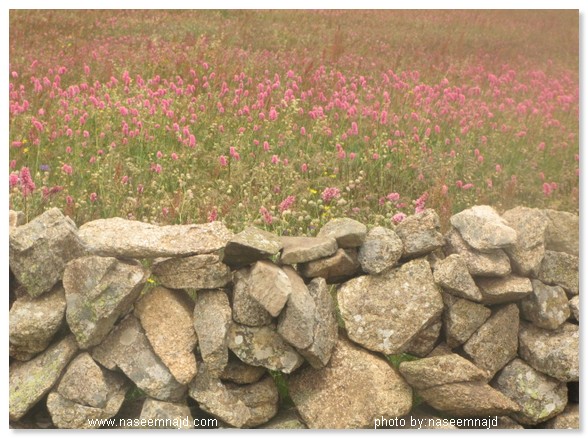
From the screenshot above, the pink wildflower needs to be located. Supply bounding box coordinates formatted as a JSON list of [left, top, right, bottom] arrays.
[[219, 155, 228, 167], [62, 164, 73, 175], [392, 213, 406, 224], [414, 192, 429, 214], [301, 163, 308, 173], [260, 206, 273, 224], [208, 208, 218, 222], [89, 192, 98, 202], [386, 192, 400, 202], [279, 195, 296, 213], [321, 187, 341, 203]]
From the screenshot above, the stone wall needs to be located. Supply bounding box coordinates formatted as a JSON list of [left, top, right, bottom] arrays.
[[9, 205, 579, 429]]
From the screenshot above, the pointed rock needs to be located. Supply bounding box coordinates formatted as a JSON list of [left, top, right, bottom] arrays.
[[248, 261, 292, 317], [433, 254, 482, 301], [299, 248, 360, 283], [463, 304, 519, 377], [442, 294, 491, 348], [289, 336, 412, 429], [227, 323, 304, 374], [9, 208, 87, 297], [279, 236, 338, 265], [193, 289, 232, 377], [520, 280, 570, 330], [493, 358, 567, 425], [404, 318, 442, 357], [338, 258, 443, 354], [398, 354, 489, 389], [231, 267, 273, 326], [222, 226, 282, 266], [134, 287, 197, 385], [476, 275, 533, 304], [358, 226, 403, 274], [152, 254, 231, 290], [536, 250, 578, 295], [502, 206, 548, 275], [316, 217, 367, 248], [450, 205, 517, 252], [395, 209, 444, 257], [544, 209, 578, 256]]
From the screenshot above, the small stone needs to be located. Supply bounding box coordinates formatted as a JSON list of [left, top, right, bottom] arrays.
[[427, 342, 454, 357], [79, 217, 233, 258], [569, 296, 579, 321], [442, 294, 491, 348], [220, 356, 266, 385], [502, 206, 548, 275], [64, 256, 148, 349], [9, 208, 87, 297], [544, 404, 579, 429], [152, 254, 231, 290], [433, 254, 482, 301], [444, 228, 511, 277], [91, 315, 186, 402], [338, 258, 443, 354], [140, 399, 194, 429], [227, 323, 304, 374], [493, 358, 567, 425], [193, 289, 232, 377], [518, 321, 578, 382], [476, 275, 533, 305], [450, 205, 517, 252], [248, 261, 292, 317], [9, 283, 66, 360], [398, 354, 489, 389], [225, 377, 279, 427], [277, 267, 316, 350], [404, 318, 442, 358], [298, 248, 360, 283], [279, 236, 338, 265], [395, 209, 444, 257], [9, 210, 25, 231], [231, 268, 273, 326], [520, 280, 570, 330], [289, 336, 412, 429], [9, 335, 79, 421], [135, 287, 197, 385], [463, 304, 519, 377], [298, 277, 338, 368], [357, 226, 403, 274], [316, 217, 367, 248], [222, 226, 282, 266], [544, 209, 579, 256], [535, 250, 579, 295], [417, 382, 520, 417]]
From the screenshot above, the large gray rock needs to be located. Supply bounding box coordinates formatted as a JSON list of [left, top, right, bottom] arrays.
[[220, 357, 266, 385], [48, 353, 128, 428], [189, 364, 278, 428], [338, 258, 443, 354], [91, 315, 186, 402], [9, 283, 66, 360], [298, 248, 360, 283], [358, 226, 403, 274], [289, 336, 412, 429], [152, 254, 231, 290], [475, 275, 533, 305], [544, 404, 580, 429], [9, 208, 87, 297], [231, 268, 273, 326], [444, 228, 511, 277], [395, 209, 444, 257], [134, 287, 197, 385], [222, 226, 282, 266], [463, 304, 519, 377], [518, 322, 578, 382], [227, 323, 304, 374], [535, 250, 579, 295], [63, 256, 148, 349], [544, 209, 579, 256], [277, 267, 316, 350], [520, 280, 570, 330], [502, 206, 548, 275], [404, 318, 442, 358], [140, 399, 194, 429], [493, 358, 567, 425], [442, 294, 491, 348], [433, 254, 482, 301], [9, 335, 78, 421], [279, 236, 338, 265], [316, 217, 367, 248], [248, 261, 292, 317], [193, 289, 232, 377], [79, 217, 232, 258], [298, 277, 338, 368], [450, 205, 517, 252], [398, 354, 489, 389], [417, 382, 520, 417]]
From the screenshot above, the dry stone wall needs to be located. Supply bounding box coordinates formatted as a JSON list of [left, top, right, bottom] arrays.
[[8, 205, 579, 429]]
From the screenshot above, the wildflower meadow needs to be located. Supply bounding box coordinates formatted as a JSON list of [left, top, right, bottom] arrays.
[[9, 10, 579, 234]]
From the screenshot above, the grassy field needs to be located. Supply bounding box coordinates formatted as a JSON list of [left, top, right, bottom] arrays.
[[9, 10, 579, 233]]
